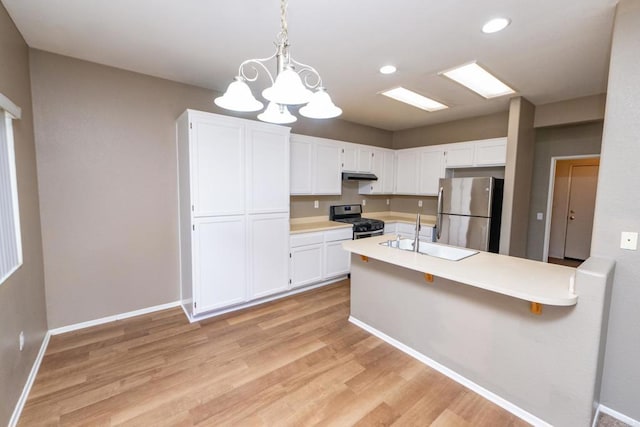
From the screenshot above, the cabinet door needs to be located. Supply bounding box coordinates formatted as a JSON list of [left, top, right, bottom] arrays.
[[396, 222, 417, 239], [290, 244, 323, 288], [445, 142, 475, 168], [193, 216, 246, 314], [418, 148, 445, 196], [324, 240, 351, 279], [357, 147, 373, 172], [246, 126, 289, 213], [314, 140, 342, 195], [384, 222, 397, 235], [290, 136, 313, 195], [248, 213, 290, 299], [474, 138, 507, 166], [395, 149, 419, 194], [342, 143, 358, 172], [370, 149, 385, 193], [192, 118, 244, 216]]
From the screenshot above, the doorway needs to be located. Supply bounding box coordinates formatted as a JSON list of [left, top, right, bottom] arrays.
[[543, 155, 600, 264]]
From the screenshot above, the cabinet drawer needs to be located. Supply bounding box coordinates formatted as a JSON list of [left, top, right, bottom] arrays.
[[324, 227, 353, 242], [290, 232, 324, 247]]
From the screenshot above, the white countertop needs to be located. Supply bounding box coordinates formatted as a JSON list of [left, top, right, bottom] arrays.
[[290, 216, 352, 234], [342, 234, 578, 306]]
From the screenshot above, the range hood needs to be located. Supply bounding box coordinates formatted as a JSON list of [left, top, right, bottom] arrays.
[[342, 172, 378, 181]]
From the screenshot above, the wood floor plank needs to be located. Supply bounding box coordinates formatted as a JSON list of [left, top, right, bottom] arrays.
[[19, 280, 530, 427]]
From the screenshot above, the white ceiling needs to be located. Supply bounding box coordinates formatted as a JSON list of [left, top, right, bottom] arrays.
[[2, 0, 617, 131]]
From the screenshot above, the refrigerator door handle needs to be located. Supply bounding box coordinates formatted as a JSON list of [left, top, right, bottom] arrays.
[[436, 186, 443, 240]]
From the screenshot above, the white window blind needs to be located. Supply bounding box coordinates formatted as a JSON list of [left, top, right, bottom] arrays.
[[0, 109, 22, 285]]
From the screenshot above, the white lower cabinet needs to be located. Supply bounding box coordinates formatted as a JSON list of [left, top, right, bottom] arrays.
[[290, 228, 351, 288], [193, 216, 246, 314], [290, 232, 324, 288], [386, 221, 434, 241]]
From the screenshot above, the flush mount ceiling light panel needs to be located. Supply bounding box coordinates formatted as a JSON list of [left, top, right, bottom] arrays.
[[381, 87, 448, 112], [440, 62, 515, 99], [214, 0, 341, 123], [482, 17, 511, 34]]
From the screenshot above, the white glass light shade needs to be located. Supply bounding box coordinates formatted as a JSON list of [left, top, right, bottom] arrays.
[[257, 102, 297, 124], [299, 88, 342, 119], [214, 77, 264, 112], [262, 67, 313, 105]]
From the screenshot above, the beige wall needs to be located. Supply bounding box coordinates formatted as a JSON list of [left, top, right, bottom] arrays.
[[392, 111, 508, 149], [534, 94, 606, 128], [500, 97, 536, 257], [591, 0, 640, 419], [29, 50, 391, 327], [526, 122, 603, 261], [291, 181, 390, 218], [0, 5, 48, 425]]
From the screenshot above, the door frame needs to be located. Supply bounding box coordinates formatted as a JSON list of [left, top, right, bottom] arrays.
[[542, 154, 600, 262]]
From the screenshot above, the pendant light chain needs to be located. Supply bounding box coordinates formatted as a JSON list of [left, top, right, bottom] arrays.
[[280, 0, 288, 43]]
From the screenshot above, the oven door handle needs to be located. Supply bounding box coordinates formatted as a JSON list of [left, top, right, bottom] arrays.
[[354, 230, 384, 239]]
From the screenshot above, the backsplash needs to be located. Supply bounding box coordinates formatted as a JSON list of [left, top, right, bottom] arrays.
[[290, 181, 438, 218]]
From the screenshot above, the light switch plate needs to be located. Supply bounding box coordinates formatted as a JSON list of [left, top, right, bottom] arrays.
[[418, 200, 423, 208], [313, 200, 319, 209], [620, 232, 638, 250], [362, 199, 366, 206], [536, 212, 544, 221]]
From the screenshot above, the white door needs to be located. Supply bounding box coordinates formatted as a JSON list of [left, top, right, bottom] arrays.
[[395, 150, 419, 194], [564, 165, 599, 260], [324, 240, 351, 278], [246, 126, 289, 213], [314, 141, 342, 195], [193, 216, 246, 314], [418, 149, 444, 195], [248, 213, 290, 299], [192, 119, 244, 216], [290, 136, 313, 194], [290, 244, 323, 288]]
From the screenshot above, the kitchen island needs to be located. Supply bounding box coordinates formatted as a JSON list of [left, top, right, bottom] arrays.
[[343, 235, 614, 427]]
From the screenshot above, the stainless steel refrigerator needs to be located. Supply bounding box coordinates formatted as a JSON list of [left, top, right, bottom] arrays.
[[435, 177, 504, 253]]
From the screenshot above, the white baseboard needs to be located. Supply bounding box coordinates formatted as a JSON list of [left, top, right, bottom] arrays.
[[9, 331, 51, 427], [595, 404, 640, 427], [349, 316, 552, 427], [49, 300, 181, 335]]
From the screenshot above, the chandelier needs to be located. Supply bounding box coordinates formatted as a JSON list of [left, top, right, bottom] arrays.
[[214, 0, 342, 124]]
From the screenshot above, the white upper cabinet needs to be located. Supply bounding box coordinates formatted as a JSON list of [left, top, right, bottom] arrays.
[[444, 137, 507, 168], [191, 116, 245, 216], [444, 142, 475, 168], [290, 134, 341, 195], [359, 148, 395, 195], [395, 148, 420, 195], [418, 147, 445, 195], [342, 143, 373, 172], [246, 125, 289, 214], [474, 137, 507, 166]]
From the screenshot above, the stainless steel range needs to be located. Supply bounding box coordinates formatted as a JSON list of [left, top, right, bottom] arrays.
[[329, 204, 385, 239]]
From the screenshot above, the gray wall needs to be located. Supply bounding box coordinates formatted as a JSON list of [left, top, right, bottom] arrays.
[[591, 0, 640, 420], [392, 111, 509, 149], [526, 122, 603, 260], [501, 97, 536, 257], [0, 5, 48, 425], [534, 94, 606, 128], [291, 181, 390, 218], [29, 50, 391, 327]]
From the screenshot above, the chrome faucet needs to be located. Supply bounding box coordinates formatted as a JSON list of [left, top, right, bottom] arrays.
[[413, 210, 421, 252]]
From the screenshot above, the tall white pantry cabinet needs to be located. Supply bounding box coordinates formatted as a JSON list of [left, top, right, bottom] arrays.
[[177, 110, 290, 320]]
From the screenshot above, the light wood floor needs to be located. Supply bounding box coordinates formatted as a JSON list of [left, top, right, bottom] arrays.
[[20, 281, 529, 426]]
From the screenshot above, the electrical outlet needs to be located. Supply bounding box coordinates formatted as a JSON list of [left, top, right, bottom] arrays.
[[536, 212, 544, 221], [620, 232, 638, 250], [313, 200, 319, 209], [362, 199, 367, 206], [418, 200, 423, 208], [386, 199, 390, 206], [19, 331, 24, 352]]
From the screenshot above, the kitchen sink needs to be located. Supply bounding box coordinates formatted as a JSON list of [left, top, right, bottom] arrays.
[[379, 238, 478, 261]]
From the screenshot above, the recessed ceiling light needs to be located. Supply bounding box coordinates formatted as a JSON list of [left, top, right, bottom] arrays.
[[380, 87, 448, 112], [379, 65, 397, 75], [440, 62, 515, 99], [482, 18, 510, 34]]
